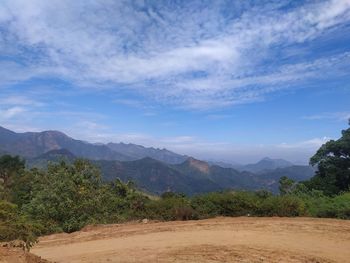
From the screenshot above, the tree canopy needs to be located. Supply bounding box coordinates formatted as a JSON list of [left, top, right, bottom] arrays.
[[0, 155, 25, 201], [308, 121, 350, 195]]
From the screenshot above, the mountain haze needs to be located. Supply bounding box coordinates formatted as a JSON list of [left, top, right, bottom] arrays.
[[0, 126, 131, 161], [239, 157, 294, 173], [0, 126, 186, 163], [28, 150, 314, 195], [0, 126, 315, 195], [107, 142, 188, 164]]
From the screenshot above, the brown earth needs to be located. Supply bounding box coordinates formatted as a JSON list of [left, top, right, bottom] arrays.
[[0, 247, 50, 263], [6, 217, 350, 263]]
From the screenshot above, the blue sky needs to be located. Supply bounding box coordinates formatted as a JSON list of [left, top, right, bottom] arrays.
[[0, 0, 350, 164]]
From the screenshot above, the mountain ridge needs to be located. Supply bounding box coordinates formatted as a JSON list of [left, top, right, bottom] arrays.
[[0, 126, 316, 195], [23, 148, 315, 195], [0, 126, 185, 163], [107, 142, 188, 164], [238, 157, 294, 173]]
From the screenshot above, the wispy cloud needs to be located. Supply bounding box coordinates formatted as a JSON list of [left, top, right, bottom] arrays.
[[0, 95, 44, 124], [277, 137, 332, 149], [206, 114, 233, 120], [0, 0, 349, 109], [0, 106, 26, 119], [0, 0, 348, 164], [0, 96, 45, 107], [303, 112, 350, 121]]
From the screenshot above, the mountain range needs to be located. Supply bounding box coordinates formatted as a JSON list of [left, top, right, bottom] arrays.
[[237, 157, 294, 173], [0, 126, 187, 163], [0, 126, 316, 195]]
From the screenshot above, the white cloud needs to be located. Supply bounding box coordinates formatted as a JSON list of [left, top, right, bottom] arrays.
[[206, 114, 233, 120], [0, 106, 26, 119], [303, 112, 350, 121], [0, 96, 44, 107], [278, 137, 332, 149], [0, 0, 349, 109]]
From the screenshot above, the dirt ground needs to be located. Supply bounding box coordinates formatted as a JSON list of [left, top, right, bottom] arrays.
[[6, 217, 350, 263], [0, 247, 49, 263]]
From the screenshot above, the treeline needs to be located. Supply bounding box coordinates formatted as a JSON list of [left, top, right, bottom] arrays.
[[1, 122, 349, 250]]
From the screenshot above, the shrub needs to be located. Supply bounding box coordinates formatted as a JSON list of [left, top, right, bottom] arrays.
[[191, 191, 259, 218], [305, 192, 350, 219], [257, 195, 306, 217], [144, 196, 195, 221], [0, 201, 42, 250]]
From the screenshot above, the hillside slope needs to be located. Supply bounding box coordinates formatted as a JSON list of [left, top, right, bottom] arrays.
[[239, 157, 294, 173], [107, 142, 188, 164], [1, 126, 315, 195], [26, 150, 315, 195], [0, 126, 188, 164], [0, 126, 131, 161]]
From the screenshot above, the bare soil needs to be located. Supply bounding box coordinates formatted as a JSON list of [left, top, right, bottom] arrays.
[[0, 247, 49, 263], [6, 217, 350, 263]]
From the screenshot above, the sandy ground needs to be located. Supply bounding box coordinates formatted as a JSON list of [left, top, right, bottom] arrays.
[[0, 247, 49, 263], [28, 217, 350, 263]]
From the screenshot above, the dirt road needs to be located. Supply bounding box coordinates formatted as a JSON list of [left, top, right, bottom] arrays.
[[31, 217, 350, 263]]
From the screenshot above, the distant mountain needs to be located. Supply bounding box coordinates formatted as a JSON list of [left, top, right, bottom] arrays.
[[1, 126, 315, 195], [0, 126, 188, 164], [37, 148, 77, 160], [107, 142, 188, 164], [100, 157, 313, 195], [26, 150, 314, 195], [28, 152, 265, 195], [239, 157, 294, 173], [260, 165, 316, 182], [96, 157, 222, 195], [207, 160, 243, 169], [0, 147, 8, 156], [26, 149, 77, 168], [173, 158, 261, 190], [96, 157, 263, 195], [258, 165, 316, 192]]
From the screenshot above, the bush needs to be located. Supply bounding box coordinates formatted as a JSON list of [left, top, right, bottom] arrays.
[[257, 195, 306, 217], [191, 192, 259, 218], [191, 191, 307, 218], [305, 192, 350, 219], [144, 196, 196, 221], [0, 201, 43, 250]]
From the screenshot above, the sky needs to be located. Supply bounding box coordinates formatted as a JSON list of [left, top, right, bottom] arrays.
[[0, 0, 350, 164]]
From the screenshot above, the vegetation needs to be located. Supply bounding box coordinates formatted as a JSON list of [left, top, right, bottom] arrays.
[[0, 200, 42, 250], [279, 176, 296, 195], [307, 120, 350, 195], [0, 121, 349, 250]]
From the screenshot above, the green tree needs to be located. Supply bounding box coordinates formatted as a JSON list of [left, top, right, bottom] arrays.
[[0, 155, 25, 201], [309, 121, 350, 195], [10, 169, 39, 207], [279, 176, 295, 195], [24, 160, 103, 232], [0, 200, 42, 250], [22, 160, 142, 232]]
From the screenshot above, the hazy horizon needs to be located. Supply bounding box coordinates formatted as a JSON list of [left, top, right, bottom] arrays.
[[0, 0, 349, 164], [0, 124, 329, 165]]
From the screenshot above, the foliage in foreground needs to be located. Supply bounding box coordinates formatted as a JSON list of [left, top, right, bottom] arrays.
[[307, 121, 350, 195], [0, 200, 42, 250]]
